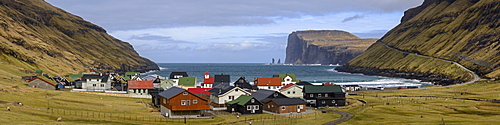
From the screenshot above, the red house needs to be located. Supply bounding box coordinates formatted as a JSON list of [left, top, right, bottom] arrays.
[[201, 71, 215, 88], [187, 88, 211, 100], [159, 86, 210, 118]]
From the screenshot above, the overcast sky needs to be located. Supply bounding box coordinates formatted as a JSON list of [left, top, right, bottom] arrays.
[[45, 0, 423, 63]]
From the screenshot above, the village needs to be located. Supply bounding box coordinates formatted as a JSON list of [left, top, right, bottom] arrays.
[[22, 69, 349, 119]]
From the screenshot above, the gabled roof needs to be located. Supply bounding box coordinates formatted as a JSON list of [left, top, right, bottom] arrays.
[[251, 89, 288, 102], [178, 77, 196, 86], [214, 74, 230, 83], [279, 83, 296, 91], [188, 88, 211, 96], [255, 77, 281, 86], [81, 74, 110, 82], [266, 98, 307, 105], [226, 95, 261, 105], [125, 72, 140, 76], [69, 74, 83, 81], [28, 76, 57, 87], [209, 84, 235, 96], [128, 80, 154, 89], [303, 85, 343, 93], [202, 76, 215, 85], [169, 72, 188, 79], [158, 86, 186, 99], [296, 81, 313, 85], [278, 74, 298, 81]]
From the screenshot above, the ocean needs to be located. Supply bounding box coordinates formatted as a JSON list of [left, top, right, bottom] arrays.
[[143, 63, 435, 88]]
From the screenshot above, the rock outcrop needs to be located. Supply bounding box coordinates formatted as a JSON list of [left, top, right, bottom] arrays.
[[285, 30, 376, 65], [0, 0, 158, 78], [337, 0, 500, 85]]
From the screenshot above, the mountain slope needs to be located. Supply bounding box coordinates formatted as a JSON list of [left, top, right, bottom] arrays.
[[0, 0, 158, 80], [285, 30, 376, 65], [337, 0, 500, 85]]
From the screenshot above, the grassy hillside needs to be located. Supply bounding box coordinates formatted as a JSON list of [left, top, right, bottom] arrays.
[[343, 0, 500, 81], [0, 0, 158, 79]]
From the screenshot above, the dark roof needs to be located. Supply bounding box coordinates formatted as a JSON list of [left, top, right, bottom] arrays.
[[233, 77, 252, 89], [303, 85, 343, 93], [214, 74, 230, 83], [82, 74, 109, 82], [169, 72, 189, 79], [267, 98, 307, 105], [296, 81, 313, 85], [209, 84, 235, 96], [251, 89, 288, 102], [158, 86, 185, 99], [226, 95, 261, 105]]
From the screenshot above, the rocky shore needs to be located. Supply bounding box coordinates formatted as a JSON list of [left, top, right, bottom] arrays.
[[335, 65, 464, 86]]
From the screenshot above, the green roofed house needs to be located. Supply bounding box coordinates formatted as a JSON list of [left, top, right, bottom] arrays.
[[178, 77, 196, 87], [226, 95, 263, 114], [125, 72, 141, 81], [303, 85, 346, 107], [277, 74, 298, 86]]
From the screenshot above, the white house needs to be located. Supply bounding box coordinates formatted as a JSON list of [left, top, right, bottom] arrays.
[[278, 83, 303, 98], [209, 85, 251, 110], [81, 74, 112, 91]]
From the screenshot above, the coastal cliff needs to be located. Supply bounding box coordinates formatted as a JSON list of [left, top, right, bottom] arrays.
[[0, 0, 158, 79], [337, 0, 500, 85], [285, 30, 376, 65]]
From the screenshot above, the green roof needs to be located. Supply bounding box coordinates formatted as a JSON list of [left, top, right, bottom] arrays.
[[279, 74, 298, 81], [125, 72, 140, 76], [303, 85, 343, 93], [226, 95, 259, 105], [69, 74, 83, 81], [178, 77, 196, 86]]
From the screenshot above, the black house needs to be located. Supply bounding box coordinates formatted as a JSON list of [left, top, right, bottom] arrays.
[[169, 72, 189, 79], [303, 85, 346, 107], [226, 95, 263, 114], [233, 77, 252, 91], [251, 89, 289, 102], [213, 74, 230, 87]]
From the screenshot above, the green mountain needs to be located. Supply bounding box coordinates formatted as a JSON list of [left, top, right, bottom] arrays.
[[0, 0, 158, 80], [337, 0, 500, 85], [285, 30, 377, 65]]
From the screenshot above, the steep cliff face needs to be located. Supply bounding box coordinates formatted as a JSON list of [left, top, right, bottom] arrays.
[[0, 0, 158, 79], [285, 30, 376, 65], [337, 0, 500, 84]]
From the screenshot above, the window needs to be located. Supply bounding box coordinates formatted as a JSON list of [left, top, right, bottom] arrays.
[[298, 105, 303, 109], [193, 100, 198, 104], [281, 106, 285, 110], [186, 100, 190, 106], [183, 92, 188, 95], [322, 100, 326, 104], [181, 100, 186, 105], [293, 91, 295, 94], [251, 99, 255, 103], [310, 94, 313, 97], [332, 100, 336, 104], [92, 84, 96, 87], [247, 105, 251, 110], [268, 86, 271, 89], [163, 98, 166, 104], [229, 96, 234, 100], [100, 84, 104, 87], [273, 93, 278, 97], [287, 91, 290, 94], [235, 89, 238, 92], [325, 94, 328, 97], [268, 104, 270, 108], [318, 94, 322, 97], [254, 105, 259, 110]]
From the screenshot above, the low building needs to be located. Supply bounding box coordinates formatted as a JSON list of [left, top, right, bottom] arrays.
[[158, 87, 210, 118], [253, 77, 282, 91], [263, 98, 307, 114], [201, 71, 215, 88], [128, 80, 154, 95], [226, 95, 263, 114], [81, 74, 112, 91], [279, 83, 303, 98], [251, 89, 289, 102], [209, 84, 251, 110], [303, 85, 346, 107], [28, 76, 57, 90]]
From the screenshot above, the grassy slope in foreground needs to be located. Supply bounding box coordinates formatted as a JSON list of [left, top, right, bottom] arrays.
[[337, 80, 500, 124]]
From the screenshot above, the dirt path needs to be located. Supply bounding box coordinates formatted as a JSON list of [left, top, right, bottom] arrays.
[[321, 109, 354, 125]]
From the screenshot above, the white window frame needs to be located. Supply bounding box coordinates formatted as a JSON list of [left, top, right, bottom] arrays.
[[181, 100, 186, 105], [183, 91, 188, 95], [193, 100, 198, 104], [281, 106, 285, 110], [247, 105, 252, 110], [318, 94, 322, 97], [298, 105, 303, 109], [254, 105, 259, 110]]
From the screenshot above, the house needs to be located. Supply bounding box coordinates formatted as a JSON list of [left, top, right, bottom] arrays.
[[251, 89, 289, 102], [28, 76, 58, 90], [253, 77, 282, 91], [276, 74, 298, 86], [263, 98, 307, 114], [178, 77, 196, 88], [201, 71, 215, 88], [81, 74, 112, 91], [208, 84, 251, 110], [226, 95, 263, 114], [142, 74, 165, 81], [158, 87, 210, 118], [124, 72, 141, 81], [279, 83, 304, 98], [303, 85, 346, 107], [233, 77, 252, 91], [169, 72, 189, 86], [213, 74, 230, 87], [188, 88, 211, 100], [128, 80, 154, 95], [295, 81, 313, 86], [158, 79, 175, 90]]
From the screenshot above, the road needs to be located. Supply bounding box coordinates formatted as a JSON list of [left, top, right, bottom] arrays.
[[322, 109, 354, 125]]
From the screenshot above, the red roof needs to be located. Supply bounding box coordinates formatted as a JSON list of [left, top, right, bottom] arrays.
[[255, 77, 282, 86], [323, 82, 335, 85], [279, 83, 295, 91], [205, 71, 210, 75], [128, 80, 154, 89], [187, 88, 211, 97]]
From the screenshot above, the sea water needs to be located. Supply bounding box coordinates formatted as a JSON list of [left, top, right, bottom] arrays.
[[143, 63, 435, 88]]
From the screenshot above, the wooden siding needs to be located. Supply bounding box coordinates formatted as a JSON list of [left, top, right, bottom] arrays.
[[160, 90, 210, 111], [264, 101, 305, 114]]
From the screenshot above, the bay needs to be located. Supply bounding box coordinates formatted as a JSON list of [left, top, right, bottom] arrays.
[[143, 63, 435, 88]]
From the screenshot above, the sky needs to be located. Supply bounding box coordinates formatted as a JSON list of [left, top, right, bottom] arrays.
[[45, 0, 424, 63]]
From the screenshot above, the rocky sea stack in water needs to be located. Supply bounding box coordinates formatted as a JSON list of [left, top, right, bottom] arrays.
[[0, 0, 158, 77], [285, 30, 376, 65], [337, 0, 500, 85]]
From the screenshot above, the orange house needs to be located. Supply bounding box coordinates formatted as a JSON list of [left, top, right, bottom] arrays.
[[159, 86, 210, 118]]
